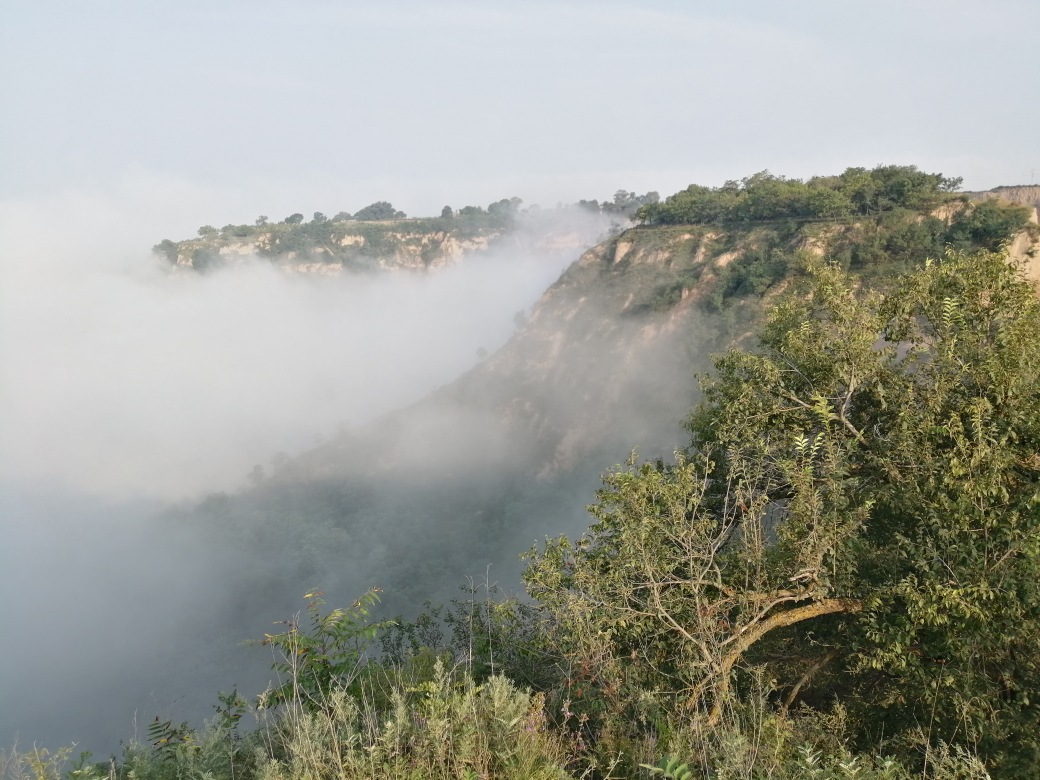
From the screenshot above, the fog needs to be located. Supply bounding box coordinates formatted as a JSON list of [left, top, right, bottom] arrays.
[[0, 191, 614, 499], [0, 186, 621, 753]]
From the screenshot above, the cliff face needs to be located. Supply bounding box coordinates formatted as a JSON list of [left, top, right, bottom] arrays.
[[162, 219, 508, 273], [156, 210, 619, 275], [968, 185, 1040, 211]]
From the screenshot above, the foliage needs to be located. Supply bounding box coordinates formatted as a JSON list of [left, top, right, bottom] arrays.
[[488, 197, 523, 217], [0, 746, 75, 780], [146, 717, 198, 764], [352, 201, 406, 221], [251, 590, 391, 715], [640, 755, 693, 779], [151, 239, 178, 264], [944, 199, 1035, 252], [250, 661, 581, 780], [526, 249, 1040, 776], [382, 583, 562, 693], [579, 190, 659, 217], [636, 166, 963, 225]]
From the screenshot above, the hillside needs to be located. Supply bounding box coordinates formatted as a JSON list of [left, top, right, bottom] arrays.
[[15, 166, 1038, 764], [967, 184, 1040, 211], [188, 167, 1040, 621]]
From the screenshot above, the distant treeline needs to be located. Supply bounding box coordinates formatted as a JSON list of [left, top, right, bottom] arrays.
[[639, 165, 969, 224], [152, 198, 529, 269], [151, 191, 656, 268], [578, 189, 660, 217]]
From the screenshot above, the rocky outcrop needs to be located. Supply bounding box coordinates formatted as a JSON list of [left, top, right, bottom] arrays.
[[967, 185, 1040, 211]]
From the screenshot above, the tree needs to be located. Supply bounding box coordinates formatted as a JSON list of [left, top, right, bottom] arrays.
[[197, 225, 218, 237], [353, 201, 405, 221], [311, 212, 328, 224], [488, 197, 522, 217], [441, 205, 454, 218], [152, 239, 179, 264], [525, 250, 1040, 776], [255, 215, 268, 226], [283, 213, 304, 225]]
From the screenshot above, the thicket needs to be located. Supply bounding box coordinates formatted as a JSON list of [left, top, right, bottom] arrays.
[[13, 248, 1039, 780], [635, 166, 965, 225]]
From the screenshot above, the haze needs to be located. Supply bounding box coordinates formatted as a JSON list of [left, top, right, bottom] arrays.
[[0, 188, 606, 499]]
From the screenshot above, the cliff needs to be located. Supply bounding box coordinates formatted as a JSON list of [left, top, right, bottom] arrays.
[[967, 184, 1040, 211], [155, 217, 510, 273]]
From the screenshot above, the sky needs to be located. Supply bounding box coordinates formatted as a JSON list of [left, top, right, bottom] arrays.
[[2, 0, 1037, 234]]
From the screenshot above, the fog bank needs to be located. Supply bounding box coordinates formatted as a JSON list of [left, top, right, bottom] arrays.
[[0, 189, 610, 500], [0, 184, 617, 753]]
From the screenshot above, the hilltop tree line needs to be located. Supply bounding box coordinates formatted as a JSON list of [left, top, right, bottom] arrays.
[[190, 197, 527, 242], [151, 197, 532, 269], [636, 166, 965, 224]]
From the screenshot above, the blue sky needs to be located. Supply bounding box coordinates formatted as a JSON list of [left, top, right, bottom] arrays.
[[2, 0, 1037, 225]]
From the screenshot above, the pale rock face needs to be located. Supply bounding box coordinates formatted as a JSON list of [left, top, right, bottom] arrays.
[[218, 242, 254, 255], [613, 241, 633, 264], [931, 202, 969, 224], [1006, 213, 1040, 283], [968, 186, 1040, 211], [714, 250, 739, 267], [440, 236, 491, 261]]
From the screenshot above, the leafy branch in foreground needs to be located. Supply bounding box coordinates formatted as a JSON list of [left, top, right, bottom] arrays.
[[250, 589, 391, 715]]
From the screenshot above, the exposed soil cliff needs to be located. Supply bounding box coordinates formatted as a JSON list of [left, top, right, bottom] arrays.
[[968, 185, 1040, 211]]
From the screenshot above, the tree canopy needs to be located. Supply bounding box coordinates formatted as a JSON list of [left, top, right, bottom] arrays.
[[525, 249, 1040, 777], [636, 166, 964, 225], [352, 201, 406, 221]]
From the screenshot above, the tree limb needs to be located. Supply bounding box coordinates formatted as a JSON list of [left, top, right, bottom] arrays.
[[781, 649, 842, 712], [704, 597, 862, 727]]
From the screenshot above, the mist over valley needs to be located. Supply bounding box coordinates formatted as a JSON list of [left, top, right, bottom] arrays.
[[0, 193, 684, 752]]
